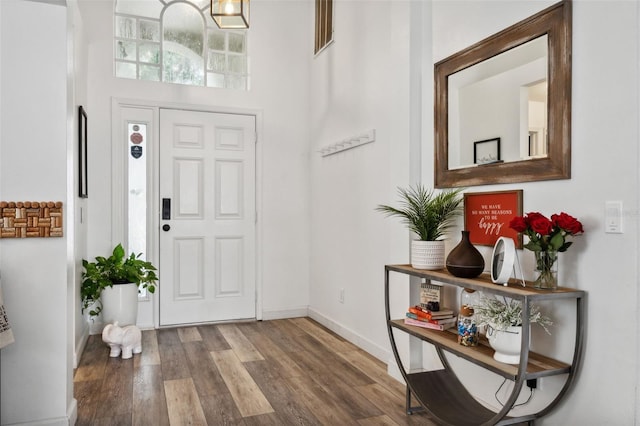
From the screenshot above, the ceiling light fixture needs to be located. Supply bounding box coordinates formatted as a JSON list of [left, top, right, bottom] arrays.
[[211, 0, 250, 29]]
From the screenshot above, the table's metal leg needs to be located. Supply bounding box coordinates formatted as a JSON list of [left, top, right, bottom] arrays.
[[406, 384, 411, 415], [405, 384, 425, 415]]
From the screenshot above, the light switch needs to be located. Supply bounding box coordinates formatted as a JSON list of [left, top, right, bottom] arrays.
[[605, 201, 623, 234]]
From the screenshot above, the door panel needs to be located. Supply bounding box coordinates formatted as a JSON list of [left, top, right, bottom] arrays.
[[215, 237, 244, 296], [216, 160, 244, 218], [174, 237, 204, 299], [159, 109, 256, 326], [175, 158, 204, 218]]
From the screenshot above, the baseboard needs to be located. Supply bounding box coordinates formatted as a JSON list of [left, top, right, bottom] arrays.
[[3, 400, 76, 426], [136, 321, 155, 330], [386, 357, 404, 382], [307, 308, 392, 364], [2, 418, 69, 426], [67, 398, 77, 426], [74, 328, 89, 369], [261, 306, 309, 320]]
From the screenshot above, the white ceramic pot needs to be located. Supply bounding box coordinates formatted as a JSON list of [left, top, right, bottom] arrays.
[[101, 282, 139, 326], [486, 324, 529, 364], [411, 240, 445, 270]]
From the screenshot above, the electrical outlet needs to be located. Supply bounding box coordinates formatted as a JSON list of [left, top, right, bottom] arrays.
[[339, 288, 345, 303], [526, 378, 537, 389]]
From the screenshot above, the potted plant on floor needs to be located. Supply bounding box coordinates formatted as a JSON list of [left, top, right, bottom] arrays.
[[376, 184, 464, 269], [81, 243, 158, 326], [474, 295, 552, 364]]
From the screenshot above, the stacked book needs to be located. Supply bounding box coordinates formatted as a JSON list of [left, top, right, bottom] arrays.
[[404, 305, 456, 331]]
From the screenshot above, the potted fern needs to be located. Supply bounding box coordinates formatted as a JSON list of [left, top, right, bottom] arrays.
[[376, 184, 464, 269], [474, 295, 552, 364], [81, 243, 158, 326]]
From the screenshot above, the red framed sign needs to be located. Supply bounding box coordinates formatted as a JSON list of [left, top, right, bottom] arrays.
[[463, 190, 523, 248]]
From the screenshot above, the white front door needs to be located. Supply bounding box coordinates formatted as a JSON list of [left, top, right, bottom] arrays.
[[159, 108, 256, 326]]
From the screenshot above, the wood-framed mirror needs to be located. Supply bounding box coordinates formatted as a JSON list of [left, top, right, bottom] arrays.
[[434, 0, 571, 188]]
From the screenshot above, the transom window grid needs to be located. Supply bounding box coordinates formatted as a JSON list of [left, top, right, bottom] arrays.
[[114, 1, 248, 90]]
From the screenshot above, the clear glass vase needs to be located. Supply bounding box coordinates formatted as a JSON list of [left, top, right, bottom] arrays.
[[457, 288, 480, 346], [534, 250, 558, 290]]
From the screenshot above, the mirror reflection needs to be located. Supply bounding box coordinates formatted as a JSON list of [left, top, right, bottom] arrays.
[[448, 35, 548, 169]]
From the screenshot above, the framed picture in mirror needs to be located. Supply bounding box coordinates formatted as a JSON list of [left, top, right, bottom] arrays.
[[474, 138, 501, 165]]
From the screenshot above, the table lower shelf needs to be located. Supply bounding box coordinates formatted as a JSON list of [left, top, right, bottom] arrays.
[[407, 370, 537, 426], [390, 319, 571, 380]]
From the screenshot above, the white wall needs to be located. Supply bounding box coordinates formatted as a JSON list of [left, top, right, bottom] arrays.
[[432, 1, 638, 423], [308, 0, 419, 361], [78, 0, 311, 335], [0, 0, 76, 424], [310, 0, 640, 424]]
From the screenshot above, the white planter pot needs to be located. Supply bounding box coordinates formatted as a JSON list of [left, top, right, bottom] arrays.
[[101, 282, 138, 326], [411, 240, 445, 270], [486, 324, 530, 364]]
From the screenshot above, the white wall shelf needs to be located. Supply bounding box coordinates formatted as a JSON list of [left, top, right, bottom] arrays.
[[318, 129, 375, 157]]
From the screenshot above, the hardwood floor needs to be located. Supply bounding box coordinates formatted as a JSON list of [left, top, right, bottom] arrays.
[[74, 317, 436, 425]]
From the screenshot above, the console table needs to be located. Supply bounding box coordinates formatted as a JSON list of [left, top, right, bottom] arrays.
[[385, 264, 585, 425]]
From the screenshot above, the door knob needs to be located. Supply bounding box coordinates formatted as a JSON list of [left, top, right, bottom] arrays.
[[162, 224, 171, 232]]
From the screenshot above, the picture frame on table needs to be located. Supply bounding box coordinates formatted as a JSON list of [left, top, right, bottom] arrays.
[[463, 190, 523, 248]]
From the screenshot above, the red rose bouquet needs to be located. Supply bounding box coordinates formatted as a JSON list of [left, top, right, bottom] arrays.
[[510, 212, 584, 252], [509, 212, 584, 289]]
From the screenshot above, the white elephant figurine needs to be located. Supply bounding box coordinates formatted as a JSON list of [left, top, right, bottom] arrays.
[[102, 322, 142, 359]]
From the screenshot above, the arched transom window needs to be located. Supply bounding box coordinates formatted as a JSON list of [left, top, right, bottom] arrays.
[[114, 0, 248, 89]]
